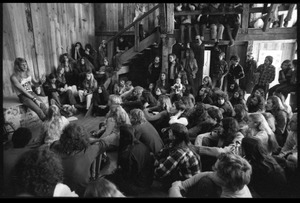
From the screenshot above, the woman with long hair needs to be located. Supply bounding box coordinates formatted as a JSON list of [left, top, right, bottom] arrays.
[[246, 112, 280, 155], [40, 105, 69, 146], [130, 109, 164, 154], [50, 123, 109, 196], [10, 57, 48, 121], [78, 72, 98, 110], [143, 95, 177, 140], [181, 48, 198, 94], [266, 95, 289, 147], [241, 136, 287, 197], [155, 72, 171, 94], [59, 53, 78, 87], [93, 98, 131, 149], [76, 57, 95, 86], [92, 85, 109, 117], [195, 86, 213, 104], [71, 42, 85, 61]]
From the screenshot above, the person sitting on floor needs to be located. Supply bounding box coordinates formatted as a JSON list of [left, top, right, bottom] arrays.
[[169, 152, 252, 198], [154, 123, 201, 191], [78, 71, 98, 111], [92, 85, 109, 117], [105, 124, 154, 196]]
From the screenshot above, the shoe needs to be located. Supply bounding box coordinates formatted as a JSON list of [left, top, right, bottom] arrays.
[[229, 40, 234, 47]]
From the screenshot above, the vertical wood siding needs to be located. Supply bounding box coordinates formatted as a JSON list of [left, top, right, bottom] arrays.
[[3, 3, 95, 97], [95, 3, 159, 34]]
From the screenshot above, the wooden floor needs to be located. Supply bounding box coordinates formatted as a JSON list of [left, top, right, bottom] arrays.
[[4, 110, 168, 197]]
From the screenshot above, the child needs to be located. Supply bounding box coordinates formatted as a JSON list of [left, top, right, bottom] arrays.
[[171, 77, 184, 103]]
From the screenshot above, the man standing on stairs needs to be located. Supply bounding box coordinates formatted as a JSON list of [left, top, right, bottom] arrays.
[[113, 36, 129, 72]]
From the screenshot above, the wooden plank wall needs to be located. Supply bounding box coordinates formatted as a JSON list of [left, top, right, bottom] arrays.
[[3, 3, 95, 97]]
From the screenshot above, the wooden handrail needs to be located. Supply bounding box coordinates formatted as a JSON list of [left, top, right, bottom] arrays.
[[106, 4, 161, 43], [174, 10, 242, 16]]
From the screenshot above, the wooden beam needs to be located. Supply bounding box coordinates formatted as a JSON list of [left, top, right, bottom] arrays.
[[166, 3, 174, 34], [134, 22, 139, 51], [173, 27, 297, 42], [95, 31, 134, 36], [262, 4, 279, 32], [174, 10, 241, 16], [241, 4, 249, 34], [238, 27, 297, 41], [249, 4, 290, 13], [159, 3, 166, 34]]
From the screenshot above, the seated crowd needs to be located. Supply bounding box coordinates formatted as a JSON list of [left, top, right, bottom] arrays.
[[4, 37, 298, 198]]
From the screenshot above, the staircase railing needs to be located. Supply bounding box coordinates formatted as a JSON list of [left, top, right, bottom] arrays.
[[106, 3, 162, 65]]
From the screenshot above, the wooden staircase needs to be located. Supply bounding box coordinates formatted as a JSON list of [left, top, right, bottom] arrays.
[[106, 4, 162, 75], [120, 29, 160, 65]]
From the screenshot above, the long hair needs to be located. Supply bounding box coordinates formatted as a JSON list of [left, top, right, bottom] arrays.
[[59, 123, 90, 155], [129, 108, 147, 126], [242, 136, 283, 173], [234, 104, 248, 123], [117, 124, 139, 179], [248, 113, 279, 153], [158, 95, 173, 112], [83, 72, 97, 90], [202, 75, 213, 88], [267, 95, 287, 114], [13, 145, 63, 196], [215, 153, 252, 192], [14, 58, 30, 78], [185, 48, 195, 63], [141, 90, 157, 107], [107, 105, 131, 127], [43, 105, 63, 144]]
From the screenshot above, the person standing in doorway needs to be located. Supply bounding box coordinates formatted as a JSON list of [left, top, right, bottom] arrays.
[[252, 56, 276, 99]]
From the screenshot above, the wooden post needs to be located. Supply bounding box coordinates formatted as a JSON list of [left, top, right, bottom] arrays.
[[161, 3, 176, 73], [262, 4, 279, 32], [241, 4, 249, 34], [134, 21, 140, 52]]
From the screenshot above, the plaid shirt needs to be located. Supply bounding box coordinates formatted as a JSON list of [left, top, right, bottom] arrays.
[[154, 146, 201, 180], [256, 64, 275, 86]]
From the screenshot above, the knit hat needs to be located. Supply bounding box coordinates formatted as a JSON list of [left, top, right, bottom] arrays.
[[265, 56, 273, 64]]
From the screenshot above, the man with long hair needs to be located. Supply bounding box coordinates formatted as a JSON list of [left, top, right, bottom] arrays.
[[10, 57, 48, 121]]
